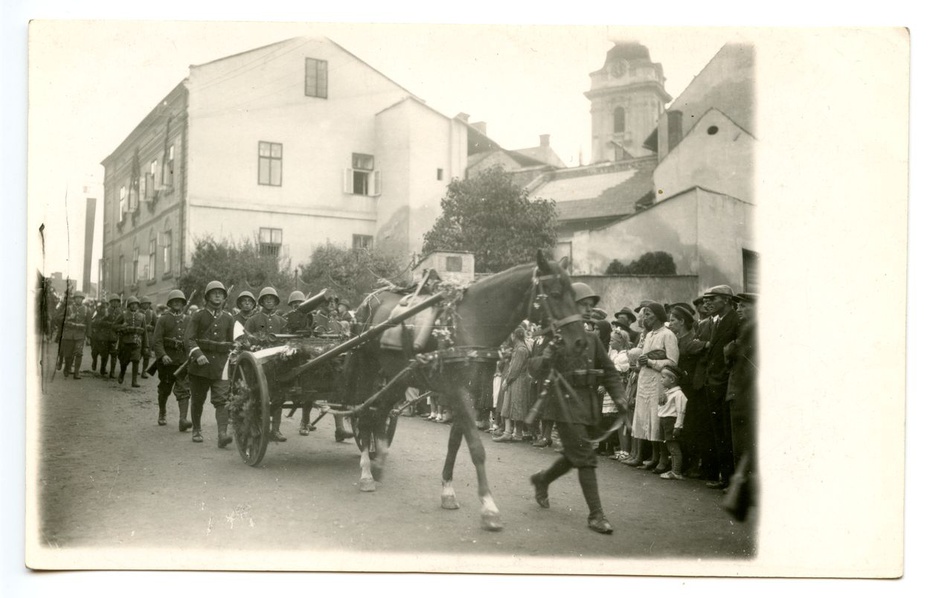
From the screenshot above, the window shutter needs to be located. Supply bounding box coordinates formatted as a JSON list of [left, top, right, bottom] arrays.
[[372, 170, 381, 196], [344, 168, 353, 194]]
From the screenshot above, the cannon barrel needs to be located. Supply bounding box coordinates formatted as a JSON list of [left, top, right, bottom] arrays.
[[296, 288, 329, 314], [277, 292, 444, 383]]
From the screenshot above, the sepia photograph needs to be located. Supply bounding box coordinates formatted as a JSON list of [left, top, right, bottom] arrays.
[[12, 5, 916, 591]]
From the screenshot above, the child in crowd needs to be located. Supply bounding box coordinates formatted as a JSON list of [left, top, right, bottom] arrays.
[[658, 364, 688, 480]]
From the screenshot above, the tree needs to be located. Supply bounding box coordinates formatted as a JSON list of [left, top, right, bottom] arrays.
[[178, 236, 294, 304], [298, 244, 405, 307], [420, 165, 558, 273], [605, 251, 677, 276]]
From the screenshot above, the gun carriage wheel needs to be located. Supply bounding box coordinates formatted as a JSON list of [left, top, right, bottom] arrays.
[[230, 351, 271, 466]]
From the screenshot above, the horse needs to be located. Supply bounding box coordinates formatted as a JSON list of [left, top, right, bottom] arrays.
[[343, 250, 588, 531]]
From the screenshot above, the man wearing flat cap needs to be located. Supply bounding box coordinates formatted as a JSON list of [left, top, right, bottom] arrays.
[[694, 285, 740, 490]]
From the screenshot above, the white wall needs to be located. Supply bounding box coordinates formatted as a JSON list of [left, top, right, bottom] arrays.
[[654, 109, 755, 204], [185, 37, 412, 260]]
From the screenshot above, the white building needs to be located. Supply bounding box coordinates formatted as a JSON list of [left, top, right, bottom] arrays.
[[101, 37, 489, 305]]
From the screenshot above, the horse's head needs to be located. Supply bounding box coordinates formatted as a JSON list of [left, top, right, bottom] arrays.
[[532, 249, 588, 355]]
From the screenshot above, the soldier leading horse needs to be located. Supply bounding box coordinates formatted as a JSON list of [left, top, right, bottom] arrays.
[[345, 250, 588, 531]]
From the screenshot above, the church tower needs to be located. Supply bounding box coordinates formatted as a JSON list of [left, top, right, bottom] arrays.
[[585, 41, 672, 163]]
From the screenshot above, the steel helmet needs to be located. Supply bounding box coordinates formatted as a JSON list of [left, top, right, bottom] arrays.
[[167, 290, 187, 306], [140, 295, 152, 305], [126, 296, 140, 307], [236, 290, 256, 308], [204, 280, 227, 298], [571, 282, 600, 307], [258, 287, 280, 305], [108, 293, 121, 303], [72, 290, 86, 300], [287, 290, 306, 305]]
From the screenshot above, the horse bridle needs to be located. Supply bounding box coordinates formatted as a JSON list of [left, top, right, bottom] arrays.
[[529, 268, 584, 337]]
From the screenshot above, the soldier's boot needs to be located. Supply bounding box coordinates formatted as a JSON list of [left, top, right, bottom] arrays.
[[71, 354, 82, 380], [178, 398, 193, 432], [299, 407, 314, 436], [157, 391, 169, 426], [109, 357, 117, 379], [270, 409, 287, 442], [117, 363, 126, 384], [579, 467, 612, 534], [141, 355, 150, 379], [91, 355, 98, 371], [99, 354, 108, 377], [334, 415, 353, 442], [131, 362, 141, 388], [216, 406, 233, 448], [56, 354, 63, 371]]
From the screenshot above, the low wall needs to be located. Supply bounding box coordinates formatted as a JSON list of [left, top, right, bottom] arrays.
[[573, 274, 699, 314]]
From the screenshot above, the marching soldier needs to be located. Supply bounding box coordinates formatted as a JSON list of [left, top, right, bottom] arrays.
[[527, 282, 629, 535], [184, 280, 236, 446], [116, 296, 148, 387], [245, 287, 288, 441], [57, 290, 92, 379], [153, 290, 193, 430], [89, 299, 108, 372], [98, 294, 123, 378], [231, 290, 257, 339], [140, 296, 155, 379]]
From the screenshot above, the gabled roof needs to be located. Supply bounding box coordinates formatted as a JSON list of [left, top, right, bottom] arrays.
[[512, 145, 566, 169], [532, 163, 656, 222], [667, 43, 754, 137]]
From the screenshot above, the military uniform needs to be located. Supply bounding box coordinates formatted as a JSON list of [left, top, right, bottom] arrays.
[[184, 296, 236, 446], [140, 299, 156, 378], [116, 302, 148, 387], [246, 288, 288, 439], [57, 298, 91, 379], [97, 298, 123, 378], [89, 303, 108, 372], [153, 303, 192, 429], [527, 331, 627, 534]]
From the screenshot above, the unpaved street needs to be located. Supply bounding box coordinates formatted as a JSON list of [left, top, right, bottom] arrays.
[[32, 357, 753, 573]]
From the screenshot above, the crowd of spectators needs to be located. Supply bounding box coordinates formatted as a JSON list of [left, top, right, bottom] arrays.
[[414, 283, 759, 520]]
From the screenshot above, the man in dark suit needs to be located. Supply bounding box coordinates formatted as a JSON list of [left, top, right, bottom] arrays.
[[184, 281, 235, 446], [698, 285, 741, 490]]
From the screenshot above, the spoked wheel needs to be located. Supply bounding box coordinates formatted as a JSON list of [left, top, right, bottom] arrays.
[[229, 352, 271, 466]]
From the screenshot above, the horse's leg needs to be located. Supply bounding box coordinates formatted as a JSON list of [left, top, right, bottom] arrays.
[[358, 414, 376, 492], [441, 421, 465, 510], [370, 400, 395, 482], [453, 388, 502, 531]]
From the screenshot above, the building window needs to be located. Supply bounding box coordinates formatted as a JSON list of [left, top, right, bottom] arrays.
[[119, 186, 128, 221], [132, 247, 140, 284], [148, 237, 157, 281], [258, 141, 283, 186], [163, 145, 175, 189], [259, 227, 283, 258], [161, 230, 173, 274], [437, 168, 444, 181], [344, 153, 381, 196], [613, 106, 626, 133], [352, 234, 373, 250], [743, 249, 759, 293], [445, 256, 463, 272], [305, 58, 328, 99]]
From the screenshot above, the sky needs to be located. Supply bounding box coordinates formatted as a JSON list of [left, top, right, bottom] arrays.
[[25, 20, 739, 286]]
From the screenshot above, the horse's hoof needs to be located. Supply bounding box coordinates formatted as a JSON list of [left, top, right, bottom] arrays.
[[481, 512, 503, 532], [371, 463, 383, 482], [441, 495, 460, 510], [359, 478, 377, 492]]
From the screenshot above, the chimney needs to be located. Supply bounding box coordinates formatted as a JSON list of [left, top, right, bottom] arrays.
[[472, 121, 487, 135], [83, 197, 97, 295], [455, 112, 470, 123], [539, 134, 550, 147]]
